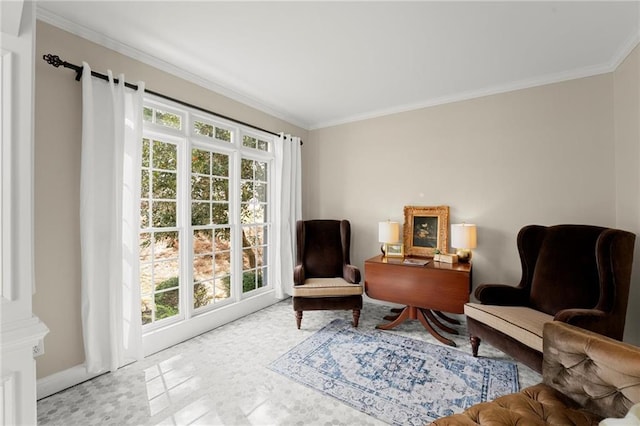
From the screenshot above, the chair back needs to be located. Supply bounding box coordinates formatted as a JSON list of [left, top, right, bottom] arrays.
[[524, 225, 635, 330], [296, 220, 350, 278]]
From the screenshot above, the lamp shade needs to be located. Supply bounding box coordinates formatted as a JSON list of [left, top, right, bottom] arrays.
[[378, 221, 401, 244], [451, 223, 477, 249]]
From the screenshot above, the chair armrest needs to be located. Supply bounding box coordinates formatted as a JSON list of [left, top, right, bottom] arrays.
[[293, 265, 305, 286], [343, 264, 361, 284], [553, 308, 609, 335], [474, 284, 529, 306], [542, 321, 640, 419]]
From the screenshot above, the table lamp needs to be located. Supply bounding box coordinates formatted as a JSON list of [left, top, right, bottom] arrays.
[[451, 223, 477, 263], [378, 221, 400, 259]]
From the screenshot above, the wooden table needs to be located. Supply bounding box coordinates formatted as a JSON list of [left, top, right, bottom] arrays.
[[364, 255, 472, 346]]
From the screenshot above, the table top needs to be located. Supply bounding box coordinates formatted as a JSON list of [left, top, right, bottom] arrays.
[[365, 255, 472, 273]]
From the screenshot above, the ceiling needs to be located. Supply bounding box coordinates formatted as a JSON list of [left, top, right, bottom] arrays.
[[37, 1, 640, 130]]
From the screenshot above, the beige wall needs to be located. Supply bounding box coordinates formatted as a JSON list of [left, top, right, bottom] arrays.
[[33, 21, 308, 379], [306, 74, 617, 287], [614, 44, 640, 344], [306, 68, 640, 345]]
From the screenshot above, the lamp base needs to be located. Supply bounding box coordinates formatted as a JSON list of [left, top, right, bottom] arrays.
[[456, 249, 473, 263]]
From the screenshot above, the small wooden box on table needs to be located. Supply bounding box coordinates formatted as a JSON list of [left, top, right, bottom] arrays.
[[364, 255, 472, 346]]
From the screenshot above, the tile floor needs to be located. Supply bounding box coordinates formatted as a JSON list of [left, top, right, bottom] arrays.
[[37, 300, 541, 425]]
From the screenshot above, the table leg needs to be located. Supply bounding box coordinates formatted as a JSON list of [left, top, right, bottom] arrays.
[[384, 306, 407, 321], [434, 310, 461, 325], [424, 310, 458, 334], [418, 309, 456, 347], [376, 306, 411, 330]]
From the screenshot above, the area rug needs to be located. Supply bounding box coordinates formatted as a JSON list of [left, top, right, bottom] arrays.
[[268, 319, 519, 425]]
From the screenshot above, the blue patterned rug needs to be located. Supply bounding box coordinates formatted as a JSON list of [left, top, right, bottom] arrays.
[[268, 319, 519, 425]]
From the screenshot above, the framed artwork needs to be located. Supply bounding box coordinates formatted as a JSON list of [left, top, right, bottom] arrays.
[[385, 243, 404, 258], [403, 205, 450, 257]]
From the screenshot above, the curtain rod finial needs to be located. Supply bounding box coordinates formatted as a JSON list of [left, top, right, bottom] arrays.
[[43, 54, 63, 68]]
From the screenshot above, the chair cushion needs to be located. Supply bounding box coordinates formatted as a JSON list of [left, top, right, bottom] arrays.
[[464, 303, 553, 352], [291, 278, 363, 298], [430, 383, 602, 425]]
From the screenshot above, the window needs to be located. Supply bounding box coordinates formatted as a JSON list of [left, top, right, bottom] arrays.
[[140, 101, 274, 330]]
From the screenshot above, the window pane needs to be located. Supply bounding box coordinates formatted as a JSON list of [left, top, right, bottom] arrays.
[[193, 254, 213, 282], [214, 251, 231, 274], [255, 161, 267, 181], [257, 267, 266, 288], [241, 158, 253, 180], [152, 171, 177, 199], [212, 178, 228, 201], [215, 128, 231, 142], [192, 202, 210, 226], [155, 288, 179, 320], [242, 270, 257, 293], [243, 136, 257, 149], [240, 181, 252, 203], [143, 107, 153, 123], [153, 140, 177, 170], [212, 153, 229, 176], [152, 201, 177, 227], [193, 230, 213, 255], [141, 170, 150, 197], [156, 109, 181, 130], [192, 149, 210, 174], [194, 121, 214, 137], [212, 203, 228, 225], [140, 201, 150, 228], [194, 281, 214, 309], [242, 247, 255, 270], [142, 139, 150, 167], [215, 227, 231, 247], [257, 139, 269, 152], [191, 175, 210, 201], [215, 277, 231, 301], [256, 183, 267, 202]]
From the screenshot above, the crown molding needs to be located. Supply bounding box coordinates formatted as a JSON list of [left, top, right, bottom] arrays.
[[35, 6, 311, 131], [36, 5, 639, 133], [310, 36, 640, 130]]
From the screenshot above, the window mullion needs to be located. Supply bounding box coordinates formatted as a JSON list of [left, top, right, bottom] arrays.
[[181, 113, 193, 320]]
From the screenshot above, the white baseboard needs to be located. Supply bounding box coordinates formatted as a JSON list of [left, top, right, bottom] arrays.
[[37, 364, 100, 400]]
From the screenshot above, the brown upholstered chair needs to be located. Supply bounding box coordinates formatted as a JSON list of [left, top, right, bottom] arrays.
[[292, 219, 363, 329], [465, 224, 636, 373]]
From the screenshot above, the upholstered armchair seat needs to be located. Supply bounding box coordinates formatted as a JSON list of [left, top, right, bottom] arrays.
[[465, 224, 636, 373], [292, 219, 363, 329]]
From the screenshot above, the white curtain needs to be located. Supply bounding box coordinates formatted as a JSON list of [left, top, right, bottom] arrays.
[[274, 133, 302, 299], [80, 62, 144, 374]]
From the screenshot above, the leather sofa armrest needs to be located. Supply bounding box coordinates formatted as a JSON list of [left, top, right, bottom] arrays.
[[343, 264, 361, 284], [293, 265, 305, 286], [553, 308, 608, 334], [474, 284, 529, 306], [542, 321, 640, 419]]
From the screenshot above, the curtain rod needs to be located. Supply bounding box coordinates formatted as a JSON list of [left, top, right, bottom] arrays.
[[42, 53, 302, 144]]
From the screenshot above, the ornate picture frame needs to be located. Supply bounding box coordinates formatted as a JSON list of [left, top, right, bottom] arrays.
[[385, 243, 404, 258], [403, 205, 450, 257]]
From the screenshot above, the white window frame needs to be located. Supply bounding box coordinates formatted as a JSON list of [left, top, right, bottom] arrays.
[[140, 95, 276, 335]]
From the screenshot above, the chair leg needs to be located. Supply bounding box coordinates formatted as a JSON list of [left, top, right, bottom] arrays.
[[352, 309, 361, 328], [470, 335, 481, 357], [295, 311, 303, 329]]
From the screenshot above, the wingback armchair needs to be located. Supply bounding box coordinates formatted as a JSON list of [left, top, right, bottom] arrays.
[[464, 224, 636, 372], [292, 219, 363, 329]]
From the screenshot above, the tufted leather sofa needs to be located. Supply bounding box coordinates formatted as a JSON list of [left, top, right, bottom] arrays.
[[430, 321, 640, 425]]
